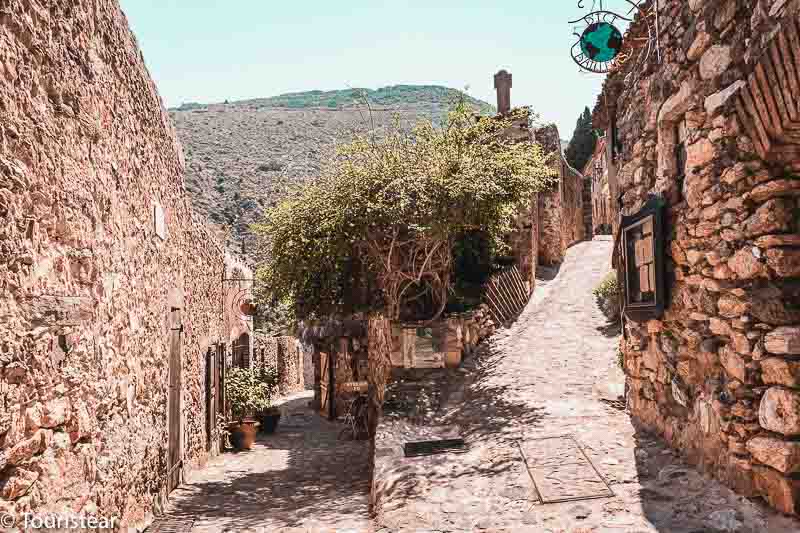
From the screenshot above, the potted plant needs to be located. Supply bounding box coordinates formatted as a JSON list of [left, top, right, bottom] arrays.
[[224, 367, 269, 450], [255, 367, 281, 434]]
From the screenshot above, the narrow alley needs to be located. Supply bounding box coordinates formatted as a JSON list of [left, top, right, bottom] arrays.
[[148, 392, 373, 533], [149, 239, 800, 532], [372, 238, 800, 532]]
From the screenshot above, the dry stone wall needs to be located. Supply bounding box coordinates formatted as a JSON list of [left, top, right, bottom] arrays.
[[594, 0, 800, 515], [252, 334, 306, 396], [534, 124, 587, 266], [585, 138, 613, 234], [0, 0, 248, 528]]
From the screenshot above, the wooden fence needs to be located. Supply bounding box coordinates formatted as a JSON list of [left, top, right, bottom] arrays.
[[483, 266, 530, 325]]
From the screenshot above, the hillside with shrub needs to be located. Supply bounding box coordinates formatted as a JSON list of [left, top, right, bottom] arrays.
[[171, 86, 495, 257]]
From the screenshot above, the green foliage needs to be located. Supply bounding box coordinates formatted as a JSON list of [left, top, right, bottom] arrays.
[[593, 271, 620, 322], [254, 101, 557, 320], [254, 295, 296, 336], [257, 366, 279, 405], [225, 367, 273, 420], [175, 102, 205, 111], [240, 85, 495, 115], [593, 271, 619, 299], [565, 107, 597, 172]]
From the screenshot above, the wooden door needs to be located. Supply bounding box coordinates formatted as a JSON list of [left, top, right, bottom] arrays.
[[217, 343, 227, 422], [167, 309, 183, 493], [205, 347, 216, 452], [318, 350, 335, 420]]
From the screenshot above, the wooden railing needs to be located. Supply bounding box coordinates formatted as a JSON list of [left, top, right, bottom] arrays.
[[483, 266, 530, 325]]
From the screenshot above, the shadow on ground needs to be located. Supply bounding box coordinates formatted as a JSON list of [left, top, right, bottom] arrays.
[[159, 394, 372, 531], [629, 424, 800, 533], [596, 319, 622, 337]]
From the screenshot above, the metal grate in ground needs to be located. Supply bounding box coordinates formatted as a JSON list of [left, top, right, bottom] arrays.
[[145, 517, 195, 533], [404, 438, 467, 457], [518, 434, 614, 504]]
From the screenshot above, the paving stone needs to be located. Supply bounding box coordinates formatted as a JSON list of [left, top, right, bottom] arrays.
[[153, 390, 373, 532], [372, 239, 800, 532]]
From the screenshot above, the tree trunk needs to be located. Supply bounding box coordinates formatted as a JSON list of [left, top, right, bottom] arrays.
[[366, 312, 393, 436]]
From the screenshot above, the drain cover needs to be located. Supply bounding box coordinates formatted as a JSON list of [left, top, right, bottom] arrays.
[[146, 517, 195, 533], [519, 435, 613, 504], [404, 438, 466, 457]]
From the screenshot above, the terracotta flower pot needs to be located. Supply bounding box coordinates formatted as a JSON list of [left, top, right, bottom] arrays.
[[228, 419, 259, 450]]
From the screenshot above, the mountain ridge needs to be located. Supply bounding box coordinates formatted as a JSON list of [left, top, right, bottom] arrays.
[[172, 85, 496, 258], [172, 84, 496, 114]]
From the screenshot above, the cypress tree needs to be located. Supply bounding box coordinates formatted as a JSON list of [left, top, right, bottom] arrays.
[[565, 107, 596, 172]]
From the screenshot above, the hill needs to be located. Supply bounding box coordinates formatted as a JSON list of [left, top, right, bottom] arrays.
[[173, 85, 494, 114], [171, 86, 495, 258]]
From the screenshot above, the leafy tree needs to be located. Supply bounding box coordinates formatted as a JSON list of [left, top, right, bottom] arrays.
[[565, 107, 596, 172], [253, 101, 556, 324]]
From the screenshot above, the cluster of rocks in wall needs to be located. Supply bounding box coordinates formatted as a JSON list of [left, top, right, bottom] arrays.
[[252, 334, 307, 396], [594, 0, 800, 515], [493, 76, 589, 285], [0, 1, 252, 528], [585, 137, 613, 234], [533, 124, 587, 266]]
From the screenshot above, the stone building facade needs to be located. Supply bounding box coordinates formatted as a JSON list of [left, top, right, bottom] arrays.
[[494, 71, 588, 283], [534, 124, 588, 266], [0, 1, 255, 528], [584, 137, 613, 235], [593, 0, 800, 515]]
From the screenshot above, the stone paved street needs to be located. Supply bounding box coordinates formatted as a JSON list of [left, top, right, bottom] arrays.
[[151, 391, 373, 533], [148, 239, 800, 533], [374, 239, 800, 532]]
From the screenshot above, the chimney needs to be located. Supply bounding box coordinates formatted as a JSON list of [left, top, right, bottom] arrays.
[[494, 70, 512, 115]]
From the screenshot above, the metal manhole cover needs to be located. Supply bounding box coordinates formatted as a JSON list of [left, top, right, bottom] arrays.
[[146, 518, 195, 533], [518, 435, 614, 504]]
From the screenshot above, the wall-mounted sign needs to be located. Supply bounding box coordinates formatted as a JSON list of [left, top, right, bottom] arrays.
[[621, 196, 666, 322], [569, 0, 660, 77], [580, 22, 623, 64]]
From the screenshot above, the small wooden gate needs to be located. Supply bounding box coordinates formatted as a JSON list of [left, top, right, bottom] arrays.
[[319, 349, 335, 420], [217, 344, 226, 438], [483, 266, 530, 325], [167, 308, 183, 493]]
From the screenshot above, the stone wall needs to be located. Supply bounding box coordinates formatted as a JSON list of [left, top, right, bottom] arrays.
[[534, 124, 587, 266], [584, 137, 613, 234], [593, 0, 800, 515], [0, 0, 249, 527], [252, 334, 306, 396]]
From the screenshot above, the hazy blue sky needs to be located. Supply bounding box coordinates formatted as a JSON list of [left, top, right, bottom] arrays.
[[120, 0, 620, 139]]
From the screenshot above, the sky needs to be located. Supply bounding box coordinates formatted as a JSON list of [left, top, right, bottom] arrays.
[[120, 0, 619, 140]]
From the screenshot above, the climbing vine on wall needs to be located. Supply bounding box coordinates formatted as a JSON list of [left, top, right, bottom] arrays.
[[253, 100, 557, 323]]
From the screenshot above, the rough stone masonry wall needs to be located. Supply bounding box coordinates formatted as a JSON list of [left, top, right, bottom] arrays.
[[535, 124, 586, 266], [603, 0, 800, 515], [0, 0, 234, 527], [252, 334, 305, 396]]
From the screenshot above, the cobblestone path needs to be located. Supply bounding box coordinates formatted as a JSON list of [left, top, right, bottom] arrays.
[[375, 238, 800, 532], [151, 391, 373, 533]]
